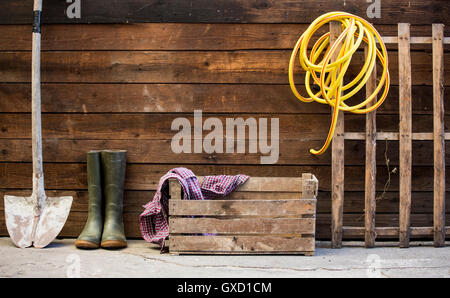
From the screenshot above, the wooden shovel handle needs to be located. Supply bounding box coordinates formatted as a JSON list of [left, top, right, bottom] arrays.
[[34, 0, 42, 11], [32, 0, 45, 200]]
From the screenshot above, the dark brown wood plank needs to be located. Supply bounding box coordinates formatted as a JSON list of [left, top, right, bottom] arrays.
[[2, 163, 450, 193], [398, 23, 413, 248], [169, 199, 316, 216], [1, 138, 449, 166], [2, 113, 443, 141], [169, 235, 314, 254], [169, 217, 315, 235], [2, 83, 450, 115], [432, 24, 446, 247], [0, 1, 448, 25], [2, 23, 448, 51], [0, 51, 448, 85], [0, 23, 307, 51]]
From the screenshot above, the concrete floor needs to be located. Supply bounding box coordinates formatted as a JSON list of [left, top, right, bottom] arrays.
[[0, 237, 449, 278]]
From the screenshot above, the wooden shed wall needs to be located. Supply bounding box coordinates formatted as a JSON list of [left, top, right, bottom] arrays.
[[0, 0, 449, 240]]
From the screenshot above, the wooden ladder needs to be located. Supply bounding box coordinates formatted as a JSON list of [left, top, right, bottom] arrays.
[[330, 23, 448, 248]]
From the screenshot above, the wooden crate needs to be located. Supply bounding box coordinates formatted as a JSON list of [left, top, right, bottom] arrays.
[[167, 173, 318, 255]]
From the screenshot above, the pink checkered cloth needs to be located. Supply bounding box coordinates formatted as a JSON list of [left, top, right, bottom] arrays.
[[139, 167, 249, 249]]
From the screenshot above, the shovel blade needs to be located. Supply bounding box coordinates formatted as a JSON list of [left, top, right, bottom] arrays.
[[33, 196, 73, 248], [4, 195, 73, 248], [4, 195, 35, 248]]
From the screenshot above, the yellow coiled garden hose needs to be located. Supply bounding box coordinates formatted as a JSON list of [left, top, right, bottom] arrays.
[[289, 12, 390, 155]]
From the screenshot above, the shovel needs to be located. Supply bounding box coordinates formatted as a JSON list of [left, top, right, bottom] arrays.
[[3, 0, 73, 248]]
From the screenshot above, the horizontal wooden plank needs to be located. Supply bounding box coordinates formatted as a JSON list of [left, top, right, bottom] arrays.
[[0, 51, 447, 85], [207, 191, 301, 201], [169, 199, 316, 216], [345, 132, 450, 141], [2, 163, 450, 192], [1, 83, 449, 115], [0, 1, 448, 25], [2, 23, 450, 51], [169, 235, 314, 253], [197, 176, 302, 192], [169, 217, 315, 235], [343, 226, 450, 237], [1, 138, 449, 166], [0, 114, 442, 141]]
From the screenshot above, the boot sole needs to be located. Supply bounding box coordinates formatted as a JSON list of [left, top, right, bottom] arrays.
[[101, 240, 127, 249], [75, 239, 100, 249]]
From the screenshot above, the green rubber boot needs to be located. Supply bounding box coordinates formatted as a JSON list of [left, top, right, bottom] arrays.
[[75, 151, 103, 249], [100, 150, 127, 249]]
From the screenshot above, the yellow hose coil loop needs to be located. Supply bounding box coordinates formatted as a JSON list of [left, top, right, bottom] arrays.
[[289, 12, 390, 155]]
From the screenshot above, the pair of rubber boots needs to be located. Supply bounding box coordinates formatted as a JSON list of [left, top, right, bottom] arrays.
[[75, 150, 127, 249]]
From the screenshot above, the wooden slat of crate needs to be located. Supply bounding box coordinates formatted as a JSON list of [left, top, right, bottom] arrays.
[[169, 199, 316, 216], [196, 176, 302, 192], [170, 236, 315, 255], [214, 191, 302, 200], [169, 217, 315, 235]]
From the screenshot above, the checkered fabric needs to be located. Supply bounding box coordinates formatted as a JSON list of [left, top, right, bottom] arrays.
[[139, 167, 249, 249], [201, 175, 250, 199]]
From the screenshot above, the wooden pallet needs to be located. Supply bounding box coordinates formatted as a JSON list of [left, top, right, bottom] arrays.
[[330, 23, 449, 248], [168, 173, 318, 255]]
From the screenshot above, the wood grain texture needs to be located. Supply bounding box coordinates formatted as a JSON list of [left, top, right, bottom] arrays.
[[227, 177, 302, 192], [169, 217, 315, 235], [1, 138, 450, 166], [0, 51, 448, 85], [0, 0, 448, 25], [2, 163, 450, 192], [1, 1, 449, 243], [330, 21, 344, 249], [398, 23, 412, 248], [169, 235, 315, 254], [3, 23, 449, 51], [432, 24, 446, 247], [169, 199, 316, 216], [1, 84, 449, 114], [364, 46, 377, 248], [2, 83, 450, 115], [2, 113, 443, 141], [189, 176, 304, 192]]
